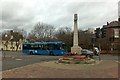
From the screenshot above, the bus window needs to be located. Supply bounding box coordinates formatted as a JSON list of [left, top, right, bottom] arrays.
[[61, 44, 65, 50], [34, 44, 38, 50], [38, 45, 42, 50], [47, 44, 53, 50], [30, 44, 34, 49], [54, 44, 60, 50], [44, 45, 49, 50], [23, 44, 30, 49]]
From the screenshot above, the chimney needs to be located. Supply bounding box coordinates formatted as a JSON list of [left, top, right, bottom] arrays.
[[107, 22, 109, 25]]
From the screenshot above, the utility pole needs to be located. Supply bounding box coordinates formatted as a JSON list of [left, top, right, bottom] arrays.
[[98, 42, 101, 61], [95, 27, 101, 61]]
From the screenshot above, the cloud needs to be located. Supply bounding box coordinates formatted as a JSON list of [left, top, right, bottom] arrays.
[[1, 0, 119, 32]]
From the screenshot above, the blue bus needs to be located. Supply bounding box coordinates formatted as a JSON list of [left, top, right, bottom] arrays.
[[22, 42, 68, 56]]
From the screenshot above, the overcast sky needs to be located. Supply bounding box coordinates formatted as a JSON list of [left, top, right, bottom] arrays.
[[0, 0, 119, 32]]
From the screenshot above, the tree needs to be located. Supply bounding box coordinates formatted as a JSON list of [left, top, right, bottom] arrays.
[[13, 27, 27, 38], [55, 27, 73, 51], [78, 29, 94, 49], [30, 22, 55, 42]]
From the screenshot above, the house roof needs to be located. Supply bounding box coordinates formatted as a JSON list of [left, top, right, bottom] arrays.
[[107, 21, 120, 27]]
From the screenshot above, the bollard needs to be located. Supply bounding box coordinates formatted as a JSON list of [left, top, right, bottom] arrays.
[[1, 48, 5, 58], [99, 52, 101, 61]]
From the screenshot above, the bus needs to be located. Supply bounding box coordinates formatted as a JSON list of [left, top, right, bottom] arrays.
[[22, 42, 68, 56]]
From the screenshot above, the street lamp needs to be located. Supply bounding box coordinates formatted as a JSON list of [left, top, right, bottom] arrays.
[[5, 34, 8, 38], [3, 34, 8, 58], [4, 34, 8, 50]]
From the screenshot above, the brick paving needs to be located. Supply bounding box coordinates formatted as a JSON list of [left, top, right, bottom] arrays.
[[2, 60, 118, 78]]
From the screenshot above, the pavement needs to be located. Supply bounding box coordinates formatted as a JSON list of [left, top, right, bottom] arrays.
[[2, 60, 118, 78]]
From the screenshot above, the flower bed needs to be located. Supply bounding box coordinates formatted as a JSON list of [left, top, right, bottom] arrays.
[[58, 55, 96, 64]]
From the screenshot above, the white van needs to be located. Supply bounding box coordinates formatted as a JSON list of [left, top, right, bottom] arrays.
[[94, 47, 100, 56]]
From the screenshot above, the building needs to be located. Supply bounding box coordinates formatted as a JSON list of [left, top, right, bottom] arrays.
[[85, 28, 95, 34], [107, 18, 120, 51], [1, 40, 23, 51], [1, 30, 26, 51], [87, 28, 95, 34], [101, 18, 120, 51]]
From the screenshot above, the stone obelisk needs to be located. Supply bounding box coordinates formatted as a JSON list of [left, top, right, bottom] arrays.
[[71, 14, 81, 54]]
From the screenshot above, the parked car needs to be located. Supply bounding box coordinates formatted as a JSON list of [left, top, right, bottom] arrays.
[[81, 49, 94, 58]]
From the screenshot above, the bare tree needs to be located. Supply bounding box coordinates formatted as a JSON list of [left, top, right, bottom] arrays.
[[78, 29, 94, 49], [30, 22, 55, 41], [55, 27, 73, 51]]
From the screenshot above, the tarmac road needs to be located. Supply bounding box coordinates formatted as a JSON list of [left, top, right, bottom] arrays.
[[1, 51, 118, 71], [2, 51, 62, 71]]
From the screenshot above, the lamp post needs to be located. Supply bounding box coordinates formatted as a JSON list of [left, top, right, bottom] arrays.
[[10, 35, 14, 51], [3, 34, 8, 58], [5, 34, 8, 50]]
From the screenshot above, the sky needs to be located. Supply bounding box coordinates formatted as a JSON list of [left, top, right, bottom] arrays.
[[0, 0, 119, 33]]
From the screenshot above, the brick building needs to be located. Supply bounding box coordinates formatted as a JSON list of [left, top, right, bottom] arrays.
[[107, 21, 120, 50], [101, 18, 120, 51]]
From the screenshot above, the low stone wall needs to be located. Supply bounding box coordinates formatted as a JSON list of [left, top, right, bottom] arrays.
[[58, 55, 96, 64]]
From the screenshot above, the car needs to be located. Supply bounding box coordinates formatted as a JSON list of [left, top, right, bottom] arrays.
[[81, 49, 94, 58]]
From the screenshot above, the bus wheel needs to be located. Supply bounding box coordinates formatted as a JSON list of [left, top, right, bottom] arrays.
[[49, 52, 54, 56], [56, 54, 59, 56], [30, 51, 33, 55]]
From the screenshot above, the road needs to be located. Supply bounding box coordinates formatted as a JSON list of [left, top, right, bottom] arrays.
[[94, 54, 118, 61], [1, 51, 118, 71], [2, 51, 61, 71]]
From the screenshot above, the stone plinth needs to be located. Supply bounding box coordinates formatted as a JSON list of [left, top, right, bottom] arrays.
[[71, 46, 81, 54]]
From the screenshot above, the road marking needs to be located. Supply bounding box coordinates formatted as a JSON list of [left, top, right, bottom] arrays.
[[15, 59, 22, 60], [116, 61, 120, 63]]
